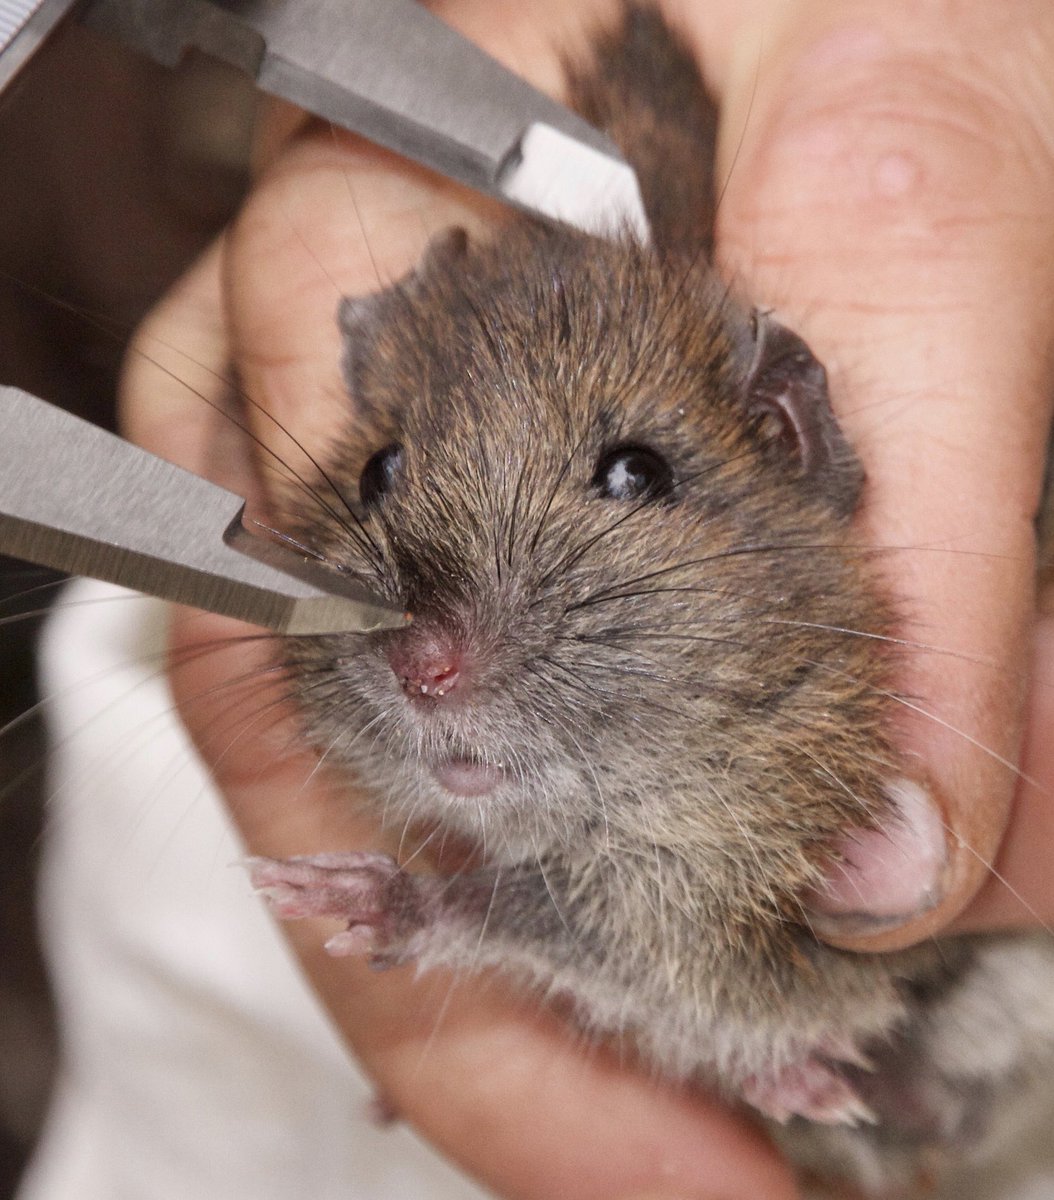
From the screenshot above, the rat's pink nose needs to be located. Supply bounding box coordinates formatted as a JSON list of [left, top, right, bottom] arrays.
[[388, 634, 463, 700]]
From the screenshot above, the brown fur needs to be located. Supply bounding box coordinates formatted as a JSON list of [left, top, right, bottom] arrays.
[[262, 7, 1054, 1197]]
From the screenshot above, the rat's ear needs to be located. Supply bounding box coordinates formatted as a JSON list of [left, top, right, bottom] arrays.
[[339, 226, 470, 401], [339, 288, 393, 406], [743, 310, 864, 518], [418, 225, 469, 273]]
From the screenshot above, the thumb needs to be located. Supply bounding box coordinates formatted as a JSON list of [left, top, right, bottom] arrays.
[[711, 0, 1054, 950]]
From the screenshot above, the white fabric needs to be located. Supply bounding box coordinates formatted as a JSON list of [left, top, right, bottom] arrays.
[[18, 578, 489, 1200]]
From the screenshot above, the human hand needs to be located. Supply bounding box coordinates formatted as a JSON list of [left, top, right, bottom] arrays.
[[694, 0, 1054, 945], [119, 1, 1054, 1197]]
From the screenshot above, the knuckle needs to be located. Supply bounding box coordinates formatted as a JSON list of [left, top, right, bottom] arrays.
[[731, 34, 1054, 262]]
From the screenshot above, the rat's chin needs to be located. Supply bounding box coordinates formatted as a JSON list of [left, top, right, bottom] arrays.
[[429, 756, 507, 797]]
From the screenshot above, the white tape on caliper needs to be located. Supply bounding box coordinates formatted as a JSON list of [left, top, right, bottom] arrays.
[[500, 122, 651, 243]]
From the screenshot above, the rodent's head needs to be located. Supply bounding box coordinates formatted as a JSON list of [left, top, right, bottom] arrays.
[[281, 226, 895, 913]]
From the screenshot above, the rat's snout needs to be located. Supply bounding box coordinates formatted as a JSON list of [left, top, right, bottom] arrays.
[[387, 628, 467, 702]]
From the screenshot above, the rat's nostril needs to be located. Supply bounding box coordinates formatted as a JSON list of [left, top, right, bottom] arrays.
[[405, 660, 460, 698], [389, 636, 464, 700]]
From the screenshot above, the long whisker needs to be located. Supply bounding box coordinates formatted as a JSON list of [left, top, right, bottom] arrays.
[[152, 347, 385, 565], [327, 121, 387, 293], [951, 833, 1054, 936], [0, 269, 384, 567], [779, 655, 1043, 793]]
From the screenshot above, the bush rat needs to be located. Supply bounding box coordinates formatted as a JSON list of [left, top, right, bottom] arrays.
[[246, 6, 1054, 1196]]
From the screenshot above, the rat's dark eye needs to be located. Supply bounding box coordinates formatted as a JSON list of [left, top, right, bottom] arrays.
[[359, 443, 403, 509], [592, 444, 674, 502]]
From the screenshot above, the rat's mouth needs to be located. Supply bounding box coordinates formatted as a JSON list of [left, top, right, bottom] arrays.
[[430, 755, 507, 797]]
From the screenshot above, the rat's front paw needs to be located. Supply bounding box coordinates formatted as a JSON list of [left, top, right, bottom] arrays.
[[247, 852, 436, 964]]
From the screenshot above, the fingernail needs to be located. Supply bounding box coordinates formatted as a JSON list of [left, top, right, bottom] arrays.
[[806, 777, 947, 935]]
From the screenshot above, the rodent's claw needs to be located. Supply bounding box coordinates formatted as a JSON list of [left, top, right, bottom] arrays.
[[818, 1033, 875, 1074], [741, 1057, 875, 1127]]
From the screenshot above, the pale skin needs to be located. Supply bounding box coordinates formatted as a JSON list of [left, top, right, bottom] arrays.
[[119, 1, 1054, 1197]]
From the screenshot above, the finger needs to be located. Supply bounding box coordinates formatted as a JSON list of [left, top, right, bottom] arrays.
[[691, 0, 1054, 949], [167, 609, 796, 1200], [120, 237, 225, 468], [118, 236, 262, 502]]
